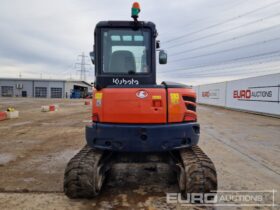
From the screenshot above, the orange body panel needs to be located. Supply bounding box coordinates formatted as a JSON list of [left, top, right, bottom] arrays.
[[92, 87, 197, 124], [93, 88, 167, 123], [168, 88, 197, 122]]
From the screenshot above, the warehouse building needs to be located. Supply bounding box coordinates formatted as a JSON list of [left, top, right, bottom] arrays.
[[0, 78, 92, 98]]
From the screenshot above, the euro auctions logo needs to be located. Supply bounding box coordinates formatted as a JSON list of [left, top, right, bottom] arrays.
[[166, 190, 277, 207], [201, 89, 220, 99], [233, 89, 272, 99], [202, 91, 210, 97], [233, 85, 280, 103]]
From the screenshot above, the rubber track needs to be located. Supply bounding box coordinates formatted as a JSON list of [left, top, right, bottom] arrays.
[[63, 145, 103, 199], [180, 146, 217, 195]]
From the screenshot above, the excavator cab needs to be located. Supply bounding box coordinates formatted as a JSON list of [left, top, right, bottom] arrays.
[[64, 2, 217, 202], [91, 21, 163, 89]]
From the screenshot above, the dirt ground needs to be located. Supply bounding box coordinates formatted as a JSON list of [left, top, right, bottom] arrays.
[[0, 98, 279, 210]]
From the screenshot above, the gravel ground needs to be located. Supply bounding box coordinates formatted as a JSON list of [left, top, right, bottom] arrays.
[[0, 98, 279, 210]]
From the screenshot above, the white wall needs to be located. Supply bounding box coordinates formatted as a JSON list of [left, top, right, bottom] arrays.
[[192, 86, 199, 95], [226, 74, 280, 115], [195, 73, 280, 116], [197, 82, 226, 107]]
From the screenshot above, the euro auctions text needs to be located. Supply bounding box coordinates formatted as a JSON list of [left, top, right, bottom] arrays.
[[166, 190, 277, 207]]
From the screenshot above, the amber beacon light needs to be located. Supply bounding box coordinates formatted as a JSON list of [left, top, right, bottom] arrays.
[[131, 2, 141, 20]]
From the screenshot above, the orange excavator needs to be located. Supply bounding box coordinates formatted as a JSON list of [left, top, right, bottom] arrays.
[[64, 2, 217, 200]]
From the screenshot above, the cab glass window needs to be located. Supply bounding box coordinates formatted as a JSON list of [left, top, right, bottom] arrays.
[[101, 29, 150, 74]]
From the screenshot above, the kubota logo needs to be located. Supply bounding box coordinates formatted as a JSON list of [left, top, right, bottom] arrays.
[[136, 90, 148, 99], [112, 78, 139, 85]]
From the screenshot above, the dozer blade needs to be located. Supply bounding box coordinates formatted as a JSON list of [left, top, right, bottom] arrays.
[[63, 145, 111, 199]]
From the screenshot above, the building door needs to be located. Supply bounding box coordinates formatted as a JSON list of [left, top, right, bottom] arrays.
[[35, 87, 47, 98], [51, 88, 62, 98], [22, 91, 27, 97], [1, 86, 13, 97]]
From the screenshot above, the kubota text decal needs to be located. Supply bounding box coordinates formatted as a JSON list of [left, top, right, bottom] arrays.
[[112, 78, 139, 85]]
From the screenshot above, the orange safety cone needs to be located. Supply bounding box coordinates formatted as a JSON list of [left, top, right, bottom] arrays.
[[49, 105, 56, 111], [0, 112, 7, 121]]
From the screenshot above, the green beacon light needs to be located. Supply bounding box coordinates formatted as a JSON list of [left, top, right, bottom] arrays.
[[131, 2, 141, 21]]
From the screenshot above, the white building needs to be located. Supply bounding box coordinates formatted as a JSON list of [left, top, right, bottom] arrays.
[[0, 78, 92, 98]]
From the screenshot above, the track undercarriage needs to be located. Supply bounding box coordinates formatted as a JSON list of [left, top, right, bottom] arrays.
[[64, 145, 217, 199]]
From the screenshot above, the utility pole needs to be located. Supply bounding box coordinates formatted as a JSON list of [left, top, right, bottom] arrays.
[[75, 52, 90, 81]]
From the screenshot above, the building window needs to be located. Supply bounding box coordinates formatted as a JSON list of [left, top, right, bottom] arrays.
[[51, 88, 62, 98], [1, 86, 14, 97], [35, 87, 47, 98]]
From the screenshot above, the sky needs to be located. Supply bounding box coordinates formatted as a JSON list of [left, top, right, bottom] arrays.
[[0, 0, 280, 85]]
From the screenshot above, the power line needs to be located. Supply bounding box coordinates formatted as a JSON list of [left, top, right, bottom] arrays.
[[165, 56, 280, 76], [177, 0, 250, 29], [160, 50, 280, 73], [175, 60, 280, 77], [170, 66, 280, 78], [169, 23, 280, 57], [167, 12, 280, 51], [165, 63, 280, 78], [163, 0, 280, 44], [169, 37, 280, 63]]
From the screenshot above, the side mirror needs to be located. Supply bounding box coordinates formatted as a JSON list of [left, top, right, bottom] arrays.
[[156, 40, 160, 49], [89, 51, 95, 64], [159, 50, 167, 64]]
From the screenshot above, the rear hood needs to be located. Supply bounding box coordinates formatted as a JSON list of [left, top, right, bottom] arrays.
[[93, 88, 167, 124]]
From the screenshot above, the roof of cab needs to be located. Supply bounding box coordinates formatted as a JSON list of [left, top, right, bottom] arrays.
[[95, 21, 156, 29]]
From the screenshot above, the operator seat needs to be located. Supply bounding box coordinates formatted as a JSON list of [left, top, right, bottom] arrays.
[[109, 50, 136, 73]]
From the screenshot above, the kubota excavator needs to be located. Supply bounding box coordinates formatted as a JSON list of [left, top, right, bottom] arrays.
[[64, 2, 217, 200]]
